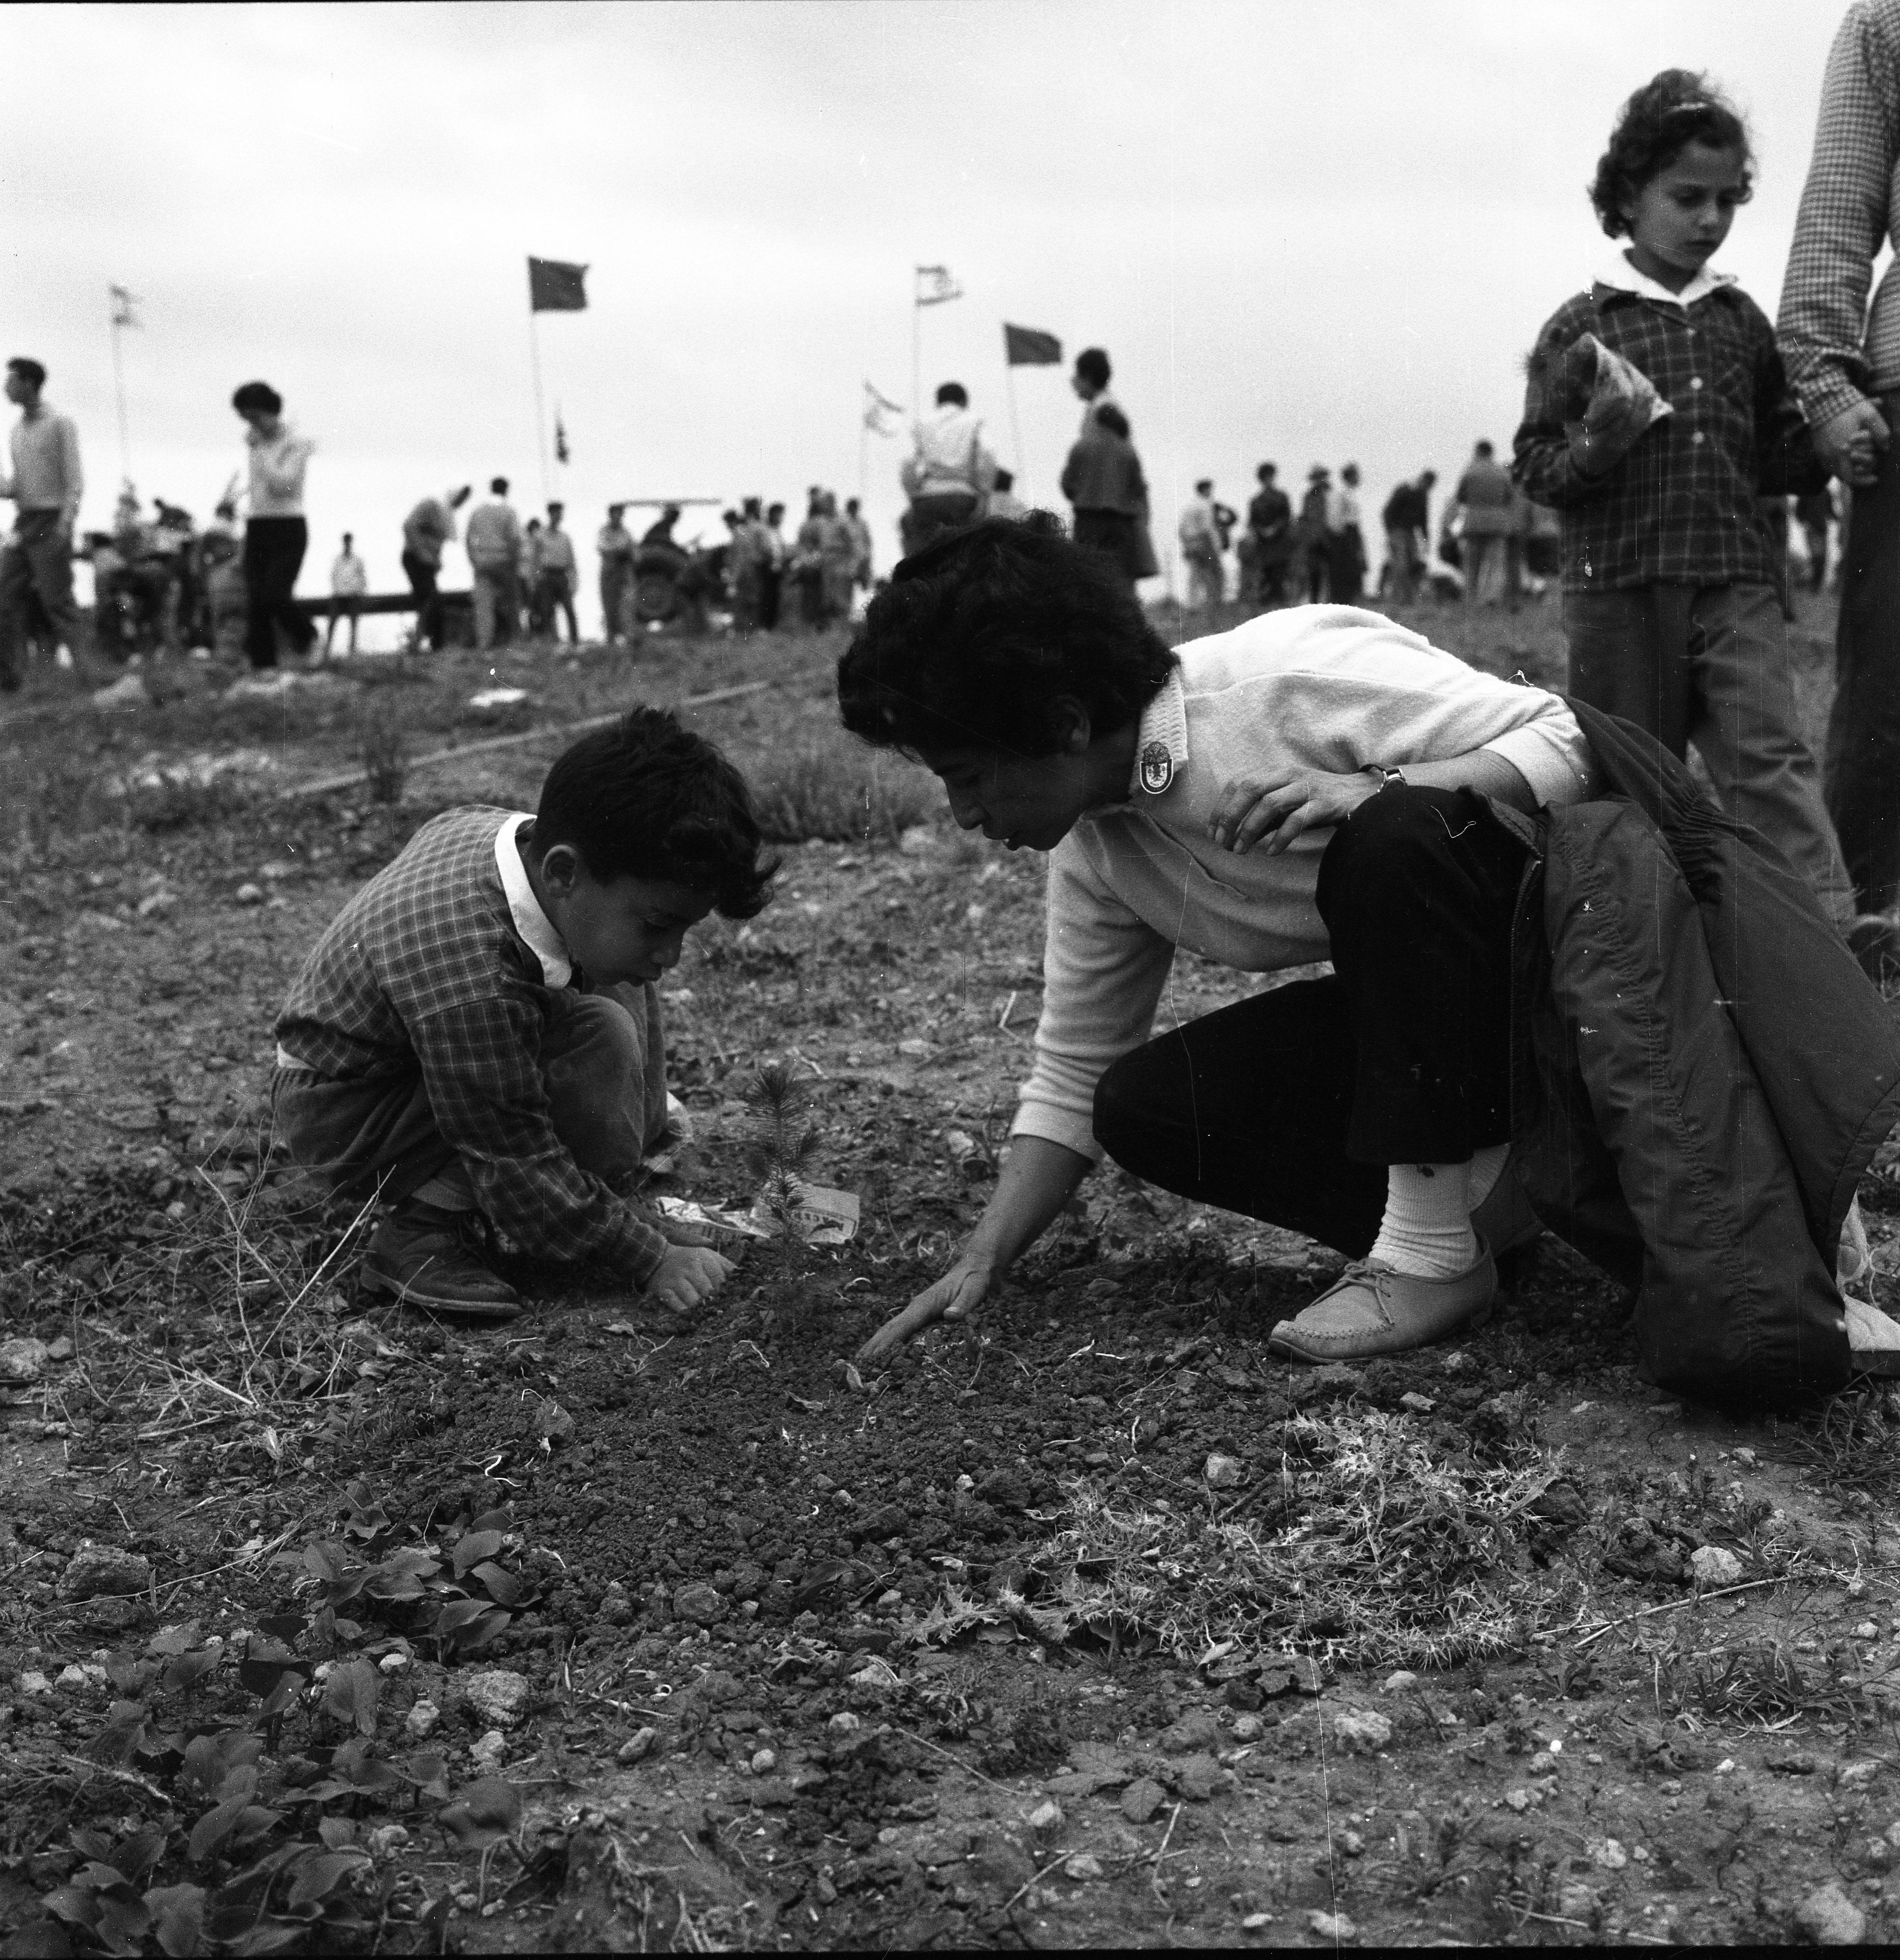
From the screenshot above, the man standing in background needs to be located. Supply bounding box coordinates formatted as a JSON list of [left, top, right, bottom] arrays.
[[1245, 461, 1293, 610], [1177, 477, 1228, 610], [1779, 0, 1900, 973], [324, 530, 367, 659], [0, 356, 83, 687], [597, 502, 634, 644], [536, 502, 579, 646], [1070, 346, 1117, 431], [464, 477, 521, 653], [1451, 439, 1514, 607], [401, 484, 468, 654], [1381, 469, 1436, 605], [1327, 461, 1367, 604], [900, 382, 997, 553]]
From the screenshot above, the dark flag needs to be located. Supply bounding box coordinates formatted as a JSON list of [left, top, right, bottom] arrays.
[[528, 258, 589, 312], [553, 415, 570, 464], [1003, 323, 1062, 366]]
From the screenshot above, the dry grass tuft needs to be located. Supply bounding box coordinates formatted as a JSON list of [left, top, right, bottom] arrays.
[[1019, 1409, 1574, 1670], [748, 743, 935, 844]]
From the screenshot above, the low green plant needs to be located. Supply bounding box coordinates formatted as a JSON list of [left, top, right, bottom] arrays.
[[748, 743, 933, 844]]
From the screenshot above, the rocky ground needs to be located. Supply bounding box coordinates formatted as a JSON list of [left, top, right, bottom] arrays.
[[5, 592, 1900, 1953]]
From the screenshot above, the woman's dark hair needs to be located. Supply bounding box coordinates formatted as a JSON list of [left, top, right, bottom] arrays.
[[231, 380, 282, 417], [836, 513, 1174, 759], [1590, 69, 1753, 238], [533, 707, 775, 919], [935, 381, 968, 407]]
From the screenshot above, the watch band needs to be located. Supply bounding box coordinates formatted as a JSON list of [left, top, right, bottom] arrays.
[[1364, 764, 1408, 791]]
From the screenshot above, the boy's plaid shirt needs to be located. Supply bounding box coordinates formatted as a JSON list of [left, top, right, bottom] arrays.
[[1513, 280, 1828, 592], [276, 806, 667, 1283]]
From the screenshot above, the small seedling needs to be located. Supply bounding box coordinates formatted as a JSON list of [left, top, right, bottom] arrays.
[[742, 1061, 819, 1266]]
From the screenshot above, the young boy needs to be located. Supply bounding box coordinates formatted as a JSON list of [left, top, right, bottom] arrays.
[[272, 708, 772, 1322], [1513, 69, 1855, 932]]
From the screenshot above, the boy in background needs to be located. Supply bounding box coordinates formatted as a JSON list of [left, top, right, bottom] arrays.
[[325, 531, 367, 659], [273, 709, 772, 1322], [1513, 68, 1854, 931]]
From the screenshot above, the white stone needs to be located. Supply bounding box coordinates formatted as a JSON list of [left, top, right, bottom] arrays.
[[1027, 1799, 1064, 1834], [1241, 1912, 1274, 1930], [367, 1824, 410, 1858], [1589, 1838, 1629, 1871], [16, 1671, 52, 1696], [469, 1730, 508, 1769], [1203, 1453, 1244, 1489], [404, 1699, 442, 1739], [1063, 1853, 1104, 1881], [1307, 1911, 1357, 1942], [0, 1338, 49, 1384], [1230, 1714, 1266, 1744], [749, 1747, 778, 1775], [1382, 1670, 1420, 1694], [56, 1665, 89, 1688], [618, 1727, 657, 1764], [234, 883, 264, 906], [1796, 1881, 1867, 1945], [827, 1711, 862, 1735], [1333, 1709, 1392, 1753], [463, 1669, 531, 1728], [377, 1651, 411, 1675], [1689, 1545, 1744, 1586]]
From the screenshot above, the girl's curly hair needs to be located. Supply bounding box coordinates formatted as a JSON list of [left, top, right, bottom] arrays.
[[1589, 69, 1753, 238]]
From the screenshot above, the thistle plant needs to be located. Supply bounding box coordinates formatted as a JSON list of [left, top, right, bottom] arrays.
[[743, 1061, 819, 1259]]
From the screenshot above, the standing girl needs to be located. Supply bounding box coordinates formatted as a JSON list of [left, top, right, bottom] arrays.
[[1513, 69, 1855, 930]]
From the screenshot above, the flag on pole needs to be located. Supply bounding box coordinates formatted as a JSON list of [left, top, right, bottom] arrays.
[[528, 258, 589, 312], [914, 264, 962, 308], [553, 414, 570, 464], [1003, 323, 1062, 366], [863, 381, 904, 435], [110, 285, 141, 329]]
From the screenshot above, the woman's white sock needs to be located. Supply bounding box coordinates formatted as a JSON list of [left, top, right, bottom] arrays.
[[1369, 1161, 1478, 1278]]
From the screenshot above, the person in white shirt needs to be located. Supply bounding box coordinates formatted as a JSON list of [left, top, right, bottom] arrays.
[[900, 382, 998, 554], [1177, 478, 1229, 610], [535, 502, 580, 645], [0, 355, 83, 685], [464, 477, 523, 651], [840, 514, 1596, 1367], [324, 531, 368, 658], [231, 380, 317, 672]]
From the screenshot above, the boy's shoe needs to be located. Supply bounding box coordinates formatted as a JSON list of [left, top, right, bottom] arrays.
[[1268, 1245, 1498, 1365], [360, 1211, 521, 1322]]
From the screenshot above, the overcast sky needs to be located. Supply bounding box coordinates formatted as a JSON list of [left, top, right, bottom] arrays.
[[0, 1, 1861, 633]]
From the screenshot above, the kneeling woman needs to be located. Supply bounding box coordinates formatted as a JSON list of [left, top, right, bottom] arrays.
[[838, 516, 1893, 1386]]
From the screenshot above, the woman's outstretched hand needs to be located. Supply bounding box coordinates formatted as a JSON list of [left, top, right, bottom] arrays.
[[1208, 769, 1382, 854], [856, 1260, 992, 1365]]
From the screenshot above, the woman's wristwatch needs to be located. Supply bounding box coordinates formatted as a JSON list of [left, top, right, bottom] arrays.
[[1363, 764, 1409, 791]]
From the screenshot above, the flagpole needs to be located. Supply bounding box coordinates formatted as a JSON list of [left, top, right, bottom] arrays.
[[526, 308, 552, 506], [1005, 360, 1025, 498], [911, 268, 923, 422], [109, 295, 131, 488]]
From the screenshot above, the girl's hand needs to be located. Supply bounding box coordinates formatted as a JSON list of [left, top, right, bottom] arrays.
[[1207, 769, 1383, 855]]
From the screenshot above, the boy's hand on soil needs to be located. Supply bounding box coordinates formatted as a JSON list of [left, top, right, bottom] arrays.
[[857, 1262, 991, 1365], [645, 1243, 733, 1315], [1208, 771, 1380, 854]]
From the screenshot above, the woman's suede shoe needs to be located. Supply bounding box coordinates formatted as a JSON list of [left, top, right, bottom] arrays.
[[1267, 1246, 1498, 1364], [360, 1214, 521, 1323]]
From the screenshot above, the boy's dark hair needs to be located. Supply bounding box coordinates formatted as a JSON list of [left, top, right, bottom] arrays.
[[1257, 461, 1277, 480], [1590, 69, 1753, 238], [8, 357, 47, 391], [1094, 404, 1131, 440], [490, 476, 509, 494], [533, 707, 774, 918], [1074, 347, 1111, 389], [837, 513, 1174, 759], [231, 380, 282, 417], [935, 381, 968, 407]]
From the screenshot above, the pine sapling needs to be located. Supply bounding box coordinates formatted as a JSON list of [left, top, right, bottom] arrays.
[[743, 1061, 819, 1266]]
